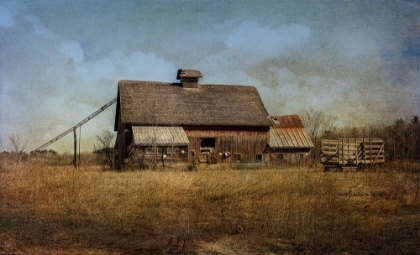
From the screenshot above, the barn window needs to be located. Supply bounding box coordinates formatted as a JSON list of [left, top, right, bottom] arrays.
[[200, 137, 215, 153], [277, 153, 284, 160], [233, 153, 241, 162], [146, 147, 162, 154], [166, 147, 179, 155], [296, 153, 303, 159], [201, 138, 215, 147], [255, 154, 262, 161]]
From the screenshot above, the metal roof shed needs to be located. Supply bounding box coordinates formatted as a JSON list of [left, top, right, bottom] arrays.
[[132, 126, 190, 146]]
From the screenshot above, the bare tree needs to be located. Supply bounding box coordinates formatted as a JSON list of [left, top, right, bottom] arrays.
[[300, 108, 337, 141], [299, 108, 338, 165], [7, 134, 29, 162], [148, 126, 159, 170], [93, 130, 116, 170]]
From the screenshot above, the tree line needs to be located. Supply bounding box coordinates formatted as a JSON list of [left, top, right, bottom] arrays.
[[4, 112, 420, 167], [300, 108, 420, 164]]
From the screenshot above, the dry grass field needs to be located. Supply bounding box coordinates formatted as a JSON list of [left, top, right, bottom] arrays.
[[1, 156, 419, 254]]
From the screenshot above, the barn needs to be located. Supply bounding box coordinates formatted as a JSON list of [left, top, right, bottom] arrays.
[[265, 115, 314, 167], [114, 69, 274, 168]]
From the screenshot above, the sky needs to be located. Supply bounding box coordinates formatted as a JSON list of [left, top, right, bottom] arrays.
[[1, 0, 419, 153]]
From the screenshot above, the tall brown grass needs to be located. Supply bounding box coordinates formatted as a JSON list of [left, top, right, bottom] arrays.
[[1, 157, 419, 254]]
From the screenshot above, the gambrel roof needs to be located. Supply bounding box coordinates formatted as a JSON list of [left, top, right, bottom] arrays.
[[114, 72, 273, 129], [269, 115, 314, 149]]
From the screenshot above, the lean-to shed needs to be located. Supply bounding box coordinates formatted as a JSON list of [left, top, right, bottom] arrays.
[[114, 69, 273, 168], [266, 115, 314, 167]]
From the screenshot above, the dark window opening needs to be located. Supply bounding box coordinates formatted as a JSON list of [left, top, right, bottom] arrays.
[[201, 138, 215, 148], [296, 153, 303, 160], [233, 153, 241, 163], [277, 153, 284, 160], [201, 138, 215, 153], [256, 154, 263, 162]]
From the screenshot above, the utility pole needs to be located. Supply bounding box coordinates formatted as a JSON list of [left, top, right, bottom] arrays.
[[73, 128, 77, 169]]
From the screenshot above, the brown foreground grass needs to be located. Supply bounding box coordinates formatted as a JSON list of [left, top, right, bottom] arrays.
[[1, 158, 419, 255]]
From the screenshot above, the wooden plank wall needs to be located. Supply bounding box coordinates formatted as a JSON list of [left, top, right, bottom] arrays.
[[184, 127, 269, 163], [267, 149, 311, 168], [321, 138, 385, 166]]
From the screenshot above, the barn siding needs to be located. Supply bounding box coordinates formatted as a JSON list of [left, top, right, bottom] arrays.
[[117, 123, 130, 165], [183, 126, 269, 164], [116, 124, 313, 168], [266, 148, 311, 168], [132, 146, 189, 162]]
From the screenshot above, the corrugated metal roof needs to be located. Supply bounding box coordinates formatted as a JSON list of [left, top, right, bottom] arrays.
[[132, 126, 190, 146], [269, 115, 314, 148], [272, 115, 304, 128]]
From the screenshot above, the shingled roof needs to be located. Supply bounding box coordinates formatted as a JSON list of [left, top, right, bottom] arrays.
[[115, 74, 273, 129]]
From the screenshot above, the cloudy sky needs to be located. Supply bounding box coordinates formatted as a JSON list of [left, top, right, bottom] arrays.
[[1, 0, 419, 153]]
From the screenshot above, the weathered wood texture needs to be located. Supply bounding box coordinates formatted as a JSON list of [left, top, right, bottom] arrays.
[[184, 126, 269, 164], [132, 146, 189, 162], [113, 69, 275, 168], [266, 148, 311, 168], [321, 138, 385, 166]]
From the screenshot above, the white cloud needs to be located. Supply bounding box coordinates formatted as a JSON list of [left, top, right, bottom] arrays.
[[87, 50, 175, 81], [203, 70, 261, 86], [1, 1, 419, 151], [227, 21, 310, 47], [196, 20, 311, 77], [25, 14, 55, 39], [226, 21, 311, 59], [0, 6, 178, 152], [59, 41, 84, 64]]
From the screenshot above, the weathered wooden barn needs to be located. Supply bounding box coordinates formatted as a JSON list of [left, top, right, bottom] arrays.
[[114, 69, 274, 168], [265, 115, 314, 167]]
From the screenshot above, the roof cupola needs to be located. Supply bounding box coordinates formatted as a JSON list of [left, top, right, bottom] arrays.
[[176, 69, 202, 88]]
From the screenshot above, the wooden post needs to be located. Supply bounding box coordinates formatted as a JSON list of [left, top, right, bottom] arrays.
[[363, 137, 366, 165], [370, 138, 372, 166], [78, 126, 81, 168], [341, 138, 344, 166], [73, 128, 77, 169], [355, 137, 358, 166]]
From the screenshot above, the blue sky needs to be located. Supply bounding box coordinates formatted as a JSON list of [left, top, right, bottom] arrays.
[[1, 0, 419, 152]]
